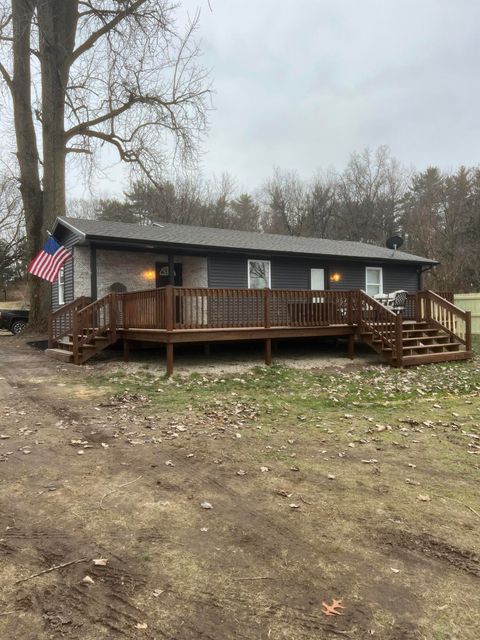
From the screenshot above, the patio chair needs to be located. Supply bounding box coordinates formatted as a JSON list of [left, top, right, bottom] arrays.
[[385, 290, 408, 314]]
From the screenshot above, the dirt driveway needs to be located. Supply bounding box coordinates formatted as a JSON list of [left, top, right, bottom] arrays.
[[0, 336, 479, 639]]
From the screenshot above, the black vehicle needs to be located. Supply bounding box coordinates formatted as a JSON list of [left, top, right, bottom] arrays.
[[0, 309, 29, 334]]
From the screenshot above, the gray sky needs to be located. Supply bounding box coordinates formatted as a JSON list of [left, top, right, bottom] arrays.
[[70, 0, 480, 197]]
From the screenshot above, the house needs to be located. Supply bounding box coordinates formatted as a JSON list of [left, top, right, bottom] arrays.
[[47, 217, 472, 372], [51, 216, 437, 307]]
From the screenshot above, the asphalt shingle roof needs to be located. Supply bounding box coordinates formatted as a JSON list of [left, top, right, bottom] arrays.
[[56, 216, 436, 265]]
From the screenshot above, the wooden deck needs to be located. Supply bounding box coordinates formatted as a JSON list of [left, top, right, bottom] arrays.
[[46, 287, 472, 374]]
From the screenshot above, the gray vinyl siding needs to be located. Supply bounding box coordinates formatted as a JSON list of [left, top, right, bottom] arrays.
[[383, 265, 418, 293], [328, 263, 418, 293], [328, 262, 365, 291], [208, 254, 248, 288], [51, 226, 78, 310], [208, 253, 420, 293]]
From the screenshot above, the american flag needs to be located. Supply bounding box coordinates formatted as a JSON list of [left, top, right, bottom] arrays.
[[28, 236, 71, 283]]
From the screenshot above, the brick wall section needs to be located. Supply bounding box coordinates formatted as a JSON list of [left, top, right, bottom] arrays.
[[73, 247, 208, 298], [73, 246, 91, 298]]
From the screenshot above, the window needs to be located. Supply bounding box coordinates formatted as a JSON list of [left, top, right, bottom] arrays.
[[365, 267, 383, 297], [58, 267, 65, 305], [248, 259, 271, 289]]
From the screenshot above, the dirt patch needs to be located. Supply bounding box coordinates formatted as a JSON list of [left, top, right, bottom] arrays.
[[0, 336, 479, 639], [381, 529, 480, 577]]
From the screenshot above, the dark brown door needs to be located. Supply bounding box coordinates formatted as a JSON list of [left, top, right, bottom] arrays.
[[155, 263, 183, 287]]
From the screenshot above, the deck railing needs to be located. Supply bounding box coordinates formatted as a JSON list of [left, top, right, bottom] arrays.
[[418, 290, 471, 349], [73, 293, 118, 363], [357, 290, 402, 363], [49, 287, 470, 367], [122, 288, 166, 330], [48, 296, 91, 348], [117, 287, 356, 331]]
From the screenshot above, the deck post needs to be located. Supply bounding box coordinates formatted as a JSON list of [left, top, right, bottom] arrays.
[[264, 288, 271, 328], [123, 294, 129, 331], [110, 293, 117, 343], [347, 333, 355, 360], [166, 342, 174, 376], [395, 313, 404, 367], [264, 337, 272, 366], [72, 311, 79, 365], [346, 292, 353, 325], [425, 293, 431, 322], [465, 311, 472, 352], [165, 285, 174, 331], [415, 292, 422, 322], [123, 339, 130, 362]]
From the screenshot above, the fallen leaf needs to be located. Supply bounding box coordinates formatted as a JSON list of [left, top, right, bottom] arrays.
[[327, 474, 336, 480], [135, 622, 148, 629], [260, 466, 269, 473], [201, 501, 213, 509], [82, 575, 95, 585], [322, 598, 345, 616], [152, 589, 164, 597], [417, 494, 431, 502]]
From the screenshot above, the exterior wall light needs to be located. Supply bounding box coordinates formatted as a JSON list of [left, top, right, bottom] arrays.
[[330, 273, 342, 283], [142, 269, 156, 281]]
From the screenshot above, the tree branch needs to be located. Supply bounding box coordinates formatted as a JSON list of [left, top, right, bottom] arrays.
[[70, 0, 149, 64], [0, 62, 13, 92]]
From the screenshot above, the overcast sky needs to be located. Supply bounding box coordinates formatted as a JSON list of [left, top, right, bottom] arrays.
[[70, 0, 480, 198]]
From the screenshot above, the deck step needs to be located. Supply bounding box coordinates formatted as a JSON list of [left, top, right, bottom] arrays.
[[401, 335, 448, 343], [402, 342, 460, 353], [402, 328, 444, 336], [45, 348, 74, 363], [401, 351, 472, 366]]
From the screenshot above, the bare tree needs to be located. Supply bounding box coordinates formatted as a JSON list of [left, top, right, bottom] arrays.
[[262, 169, 308, 236], [335, 146, 406, 243], [0, 169, 25, 289], [305, 170, 337, 238], [0, 0, 210, 326]]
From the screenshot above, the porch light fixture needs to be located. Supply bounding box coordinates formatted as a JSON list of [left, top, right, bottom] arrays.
[[142, 269, 156, 281], [330, 272, 342, 283]]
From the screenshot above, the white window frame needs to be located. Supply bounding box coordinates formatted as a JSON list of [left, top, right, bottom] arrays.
[[58, 266, 65, 306], [365, 267, 383, 297], [247, 259, 271, 289]]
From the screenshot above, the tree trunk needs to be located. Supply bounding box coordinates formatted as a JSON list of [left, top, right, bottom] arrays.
[[11, 0, 45, 328], [38, 0, 77, 219], [30, 0, 78, 328]]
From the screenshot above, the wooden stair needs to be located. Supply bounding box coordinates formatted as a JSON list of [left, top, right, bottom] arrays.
[[361, 320, 472, 367], [46, 293, 118, 364], [45, 331, 114, 364]]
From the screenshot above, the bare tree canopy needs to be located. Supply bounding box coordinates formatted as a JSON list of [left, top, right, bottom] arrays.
[[0, 0, 210, 326]]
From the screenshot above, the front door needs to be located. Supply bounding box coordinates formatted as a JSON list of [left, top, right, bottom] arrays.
[[310, 268, 325, 290], [155, 262, 183, 287]]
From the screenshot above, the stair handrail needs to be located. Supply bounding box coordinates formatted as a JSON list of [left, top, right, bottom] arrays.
[[73, 293, 118, 364], [421, 290, 472, 350], [357, 291, 403, 362], [48, 296, 91, 348]]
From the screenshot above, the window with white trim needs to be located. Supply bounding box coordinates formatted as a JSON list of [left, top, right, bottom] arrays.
[[365, 267, 383, 297], [248, 259, 271, 289], [58, 266, 65, 305]]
